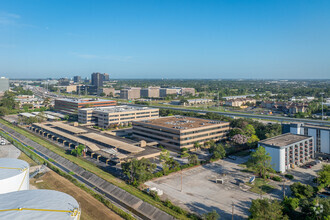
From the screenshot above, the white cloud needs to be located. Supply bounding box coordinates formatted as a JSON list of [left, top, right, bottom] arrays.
[[0, 12, 20, 25]]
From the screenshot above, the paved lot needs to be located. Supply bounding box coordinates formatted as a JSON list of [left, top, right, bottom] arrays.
[[146, 156, 259, 219]]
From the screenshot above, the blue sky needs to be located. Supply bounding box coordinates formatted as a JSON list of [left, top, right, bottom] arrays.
[[0, 0, 329, 79]]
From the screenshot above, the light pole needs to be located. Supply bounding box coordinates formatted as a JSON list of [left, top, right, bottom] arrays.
[[320, 92, 325, 120]]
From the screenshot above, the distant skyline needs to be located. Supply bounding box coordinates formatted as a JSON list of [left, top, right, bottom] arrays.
[[0, 0, 330, 79]]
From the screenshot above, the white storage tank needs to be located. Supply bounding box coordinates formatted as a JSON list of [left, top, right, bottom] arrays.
[[0, 189, 81, 220], [0, 158, 29, 194]]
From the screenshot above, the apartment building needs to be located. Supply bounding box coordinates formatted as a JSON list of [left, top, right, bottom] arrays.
[[140, 87, 160, 98], [120, 87, 141, 99], [54, 98, 116, 114], [132, 116, 230, 150], [78, 105, 159, 127], [258, 133, 314, 172], [289, 123, 330, 155]]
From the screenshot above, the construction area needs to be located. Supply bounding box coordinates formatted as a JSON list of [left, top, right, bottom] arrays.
[[30, 121, 162, 164], [145, 156, 275, 219]]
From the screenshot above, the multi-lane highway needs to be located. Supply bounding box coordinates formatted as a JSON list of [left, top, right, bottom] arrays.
[[130, 104, 330, 126]]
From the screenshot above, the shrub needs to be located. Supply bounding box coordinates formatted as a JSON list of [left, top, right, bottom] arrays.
[[285, 174, 294, 180], [271, 176, 282, 182]]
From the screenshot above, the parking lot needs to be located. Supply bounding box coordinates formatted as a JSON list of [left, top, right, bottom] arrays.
[[146, 156, 260, 219]]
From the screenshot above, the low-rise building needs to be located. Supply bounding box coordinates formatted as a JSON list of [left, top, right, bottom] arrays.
[[258, 133, 314, 172], [186, 99, 213, 106], [132, 116, 230, 150], [78, 105, 159, 127], [54, 98, 117, 114]]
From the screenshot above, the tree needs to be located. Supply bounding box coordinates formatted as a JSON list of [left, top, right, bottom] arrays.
[[247, 146, 273, 178], [290, 182, 314, 199], [99, 92, 106, 97], [243, 124, 256, 136], [121, 158, 156, 186], [188, 154, 199, 165], [249, 198, 287, 220], [194, 142, 201, 151], [209, 144, 226, 160], [247, 135, 260, 148], [43, 97, 51, 108], [231, 134, 248, 145], [71, 144, 85, 157], [228, 128, 245, 137], [282, 197, 299, 216], [202, 210, 220, 220], [0, 107, 9, 116], [316, 164, 330, 190]]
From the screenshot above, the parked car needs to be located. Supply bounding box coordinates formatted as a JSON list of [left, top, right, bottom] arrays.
[[227, 156, 237, 160], [306, 165, 312, 169]]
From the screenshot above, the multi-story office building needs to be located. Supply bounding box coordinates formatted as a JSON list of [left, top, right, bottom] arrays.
[[103, 73, 110, 81], [159, 88, 177, 97], [97, 87, 115, 96], [258, 133, 314, 172], [140, 87, 160, 98], [288, 123, 330, 155], [54, 98, 116, 114], [78, 105, 159, 127], [0, 77, 9, 92], [91, 72, 103, 88], [181, 87, 196, 96], [73, 76, 81, 83], [132, 116, 230, 150], [120, 87, 141, 99]]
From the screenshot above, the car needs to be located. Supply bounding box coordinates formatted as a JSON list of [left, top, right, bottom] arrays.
[[319, 194, 328, 198], [227, 156, 237, 160], [315, 160, 322, 164], [306, 165, 312, 168]]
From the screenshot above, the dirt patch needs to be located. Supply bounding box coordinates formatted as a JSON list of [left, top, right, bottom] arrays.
[[31, 170, 123, 220]]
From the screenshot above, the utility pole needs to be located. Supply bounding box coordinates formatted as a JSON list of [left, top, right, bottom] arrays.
[[282, 181, 285, 198]]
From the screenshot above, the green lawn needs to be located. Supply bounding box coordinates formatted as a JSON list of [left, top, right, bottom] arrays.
[[0, 118, 191, 219], [246, 178, 275, 195]]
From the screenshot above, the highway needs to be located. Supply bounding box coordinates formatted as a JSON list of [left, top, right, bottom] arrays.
[[129, 104, 330, 126]]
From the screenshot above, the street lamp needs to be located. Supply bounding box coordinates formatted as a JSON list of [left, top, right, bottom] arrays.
[[320, 92, 325, 120]]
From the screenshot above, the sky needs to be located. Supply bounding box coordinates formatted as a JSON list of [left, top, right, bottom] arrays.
[[0, 0, 330, 79]]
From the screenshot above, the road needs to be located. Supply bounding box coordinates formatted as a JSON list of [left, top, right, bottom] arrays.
[[0, 122, 175, 220], [129, 104, 330, 126]]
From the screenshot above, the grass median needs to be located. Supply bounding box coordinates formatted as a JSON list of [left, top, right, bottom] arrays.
[[0, 118, 192, 219]]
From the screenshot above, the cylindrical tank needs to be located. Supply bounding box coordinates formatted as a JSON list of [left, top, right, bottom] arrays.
[[0, 158, 29, 194], [0, 189, 81, 220]]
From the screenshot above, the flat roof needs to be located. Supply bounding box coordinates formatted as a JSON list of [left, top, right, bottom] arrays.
[[33, 123, 100, 151], [80, 105, 158, 113], [303, 123, 330, 131], [48, 122, 87, 134], [134, 116, 229, 130], [259, 133, 311, 147], [80, 133, 144, 153], [55, 98, 115, 103]]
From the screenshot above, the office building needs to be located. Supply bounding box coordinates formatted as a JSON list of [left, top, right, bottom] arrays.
[[140, 87, 160, 98], [78, 105, 159, 127], [54, 98, 116, 114], [258, 133, 314, 172], [91, 72, 103, 88], [97, 87, 115, 97], [0, 77, 9, 92], [73, 76, 81, 83], [181, 87, 196, 96], [159, 88, 177, 97], [120, 87, 141, 99], [103, 73, 110, 81], [132, 116, 230, 150], [288, 123, 330, 155]]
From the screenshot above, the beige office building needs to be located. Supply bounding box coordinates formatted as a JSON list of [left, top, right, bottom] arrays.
[[78, 105, 159, 128], [120, 87, 141, 99], [140, 87, 160, 98], [132, 116, 230, 150]]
